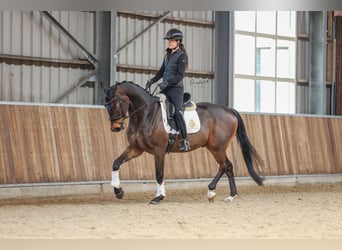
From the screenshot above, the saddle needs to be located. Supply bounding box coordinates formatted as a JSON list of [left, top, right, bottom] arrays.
[[157, 93, 200, 134], [157, 93, 201, 153]]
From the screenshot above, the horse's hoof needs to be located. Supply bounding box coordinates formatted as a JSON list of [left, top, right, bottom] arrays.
[[207, 190, 216, 203], [224, 194, 237, 202], [114, 187, 124, 199], [208, 196, 216, 203], [149, 195, 165, 204]]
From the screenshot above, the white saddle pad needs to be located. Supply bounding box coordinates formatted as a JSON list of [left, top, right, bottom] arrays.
[[158, 94, 201, 134]]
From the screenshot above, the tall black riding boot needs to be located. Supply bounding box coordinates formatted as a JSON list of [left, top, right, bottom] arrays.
[[175, 111, 191, 151]]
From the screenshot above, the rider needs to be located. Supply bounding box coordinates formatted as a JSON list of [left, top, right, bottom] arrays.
[[146, 28, 191, 151]]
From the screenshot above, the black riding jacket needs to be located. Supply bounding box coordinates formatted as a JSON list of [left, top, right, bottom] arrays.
[[151, 48, 186, 87]]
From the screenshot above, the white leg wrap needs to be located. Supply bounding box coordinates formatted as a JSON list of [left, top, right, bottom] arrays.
[[156, 182, 166, 197], [224, 194, 238, 202], [207, 190, 216, 199], [111, 170, 120, 188]]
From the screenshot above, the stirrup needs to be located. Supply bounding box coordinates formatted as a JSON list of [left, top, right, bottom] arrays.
[[180, 139, 191, 151]]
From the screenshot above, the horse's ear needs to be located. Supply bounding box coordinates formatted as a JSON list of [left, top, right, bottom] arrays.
[[100, 82, 109, 93]]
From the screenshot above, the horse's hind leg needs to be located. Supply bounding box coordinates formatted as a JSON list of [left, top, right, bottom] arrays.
[[224, 158, 238, 202], [207, 167, 225, 202], [207, 155, 237, 202]]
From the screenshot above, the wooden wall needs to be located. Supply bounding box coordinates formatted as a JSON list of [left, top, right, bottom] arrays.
[[0, 103, 342, 185]]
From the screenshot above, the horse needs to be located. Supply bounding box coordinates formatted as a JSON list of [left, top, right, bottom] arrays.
[[103, 80, 264, 204]]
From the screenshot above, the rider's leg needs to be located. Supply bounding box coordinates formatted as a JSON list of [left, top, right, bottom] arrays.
[[162, 87, 190, 151], [174, 110, 190, 151]]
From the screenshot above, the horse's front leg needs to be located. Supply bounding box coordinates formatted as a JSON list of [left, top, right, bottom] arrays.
[[149, 152, 166, 204], [111, 145, 143, 199]]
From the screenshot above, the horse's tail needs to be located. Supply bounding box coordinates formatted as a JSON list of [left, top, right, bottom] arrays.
[[231, 109, 264, 186]]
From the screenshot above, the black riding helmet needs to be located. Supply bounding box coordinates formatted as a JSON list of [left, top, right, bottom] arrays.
[[164, 28, 183, 41]]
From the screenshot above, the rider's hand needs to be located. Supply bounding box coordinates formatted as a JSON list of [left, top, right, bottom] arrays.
[[159, 81, 168, 91]]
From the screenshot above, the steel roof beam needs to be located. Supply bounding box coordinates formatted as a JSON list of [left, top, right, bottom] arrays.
[[115, 11, 171, 56], [40, 11, 98, 67]]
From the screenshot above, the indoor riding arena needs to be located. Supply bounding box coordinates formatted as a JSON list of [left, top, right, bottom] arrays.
[[1, 10, 342, 239]]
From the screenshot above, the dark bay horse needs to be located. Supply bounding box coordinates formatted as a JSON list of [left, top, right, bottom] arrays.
[[104, 80, 264, 204]]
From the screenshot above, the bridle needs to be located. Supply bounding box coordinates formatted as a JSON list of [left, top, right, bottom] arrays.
[[104, 96, 128, 124], [104, 94, 154, 124]]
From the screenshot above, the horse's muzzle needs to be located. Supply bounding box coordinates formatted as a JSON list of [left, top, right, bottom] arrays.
[[110, 121, 125, 132], [111, 127, 121, 132]]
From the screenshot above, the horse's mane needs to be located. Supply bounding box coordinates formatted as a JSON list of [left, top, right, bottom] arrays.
[[116, 80, 156, 98]]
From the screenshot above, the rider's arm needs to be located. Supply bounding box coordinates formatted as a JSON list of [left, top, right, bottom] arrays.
[[150, 61, 165, 83]]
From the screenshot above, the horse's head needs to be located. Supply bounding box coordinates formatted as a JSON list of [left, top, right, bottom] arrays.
[[104, 84, 130, 132]]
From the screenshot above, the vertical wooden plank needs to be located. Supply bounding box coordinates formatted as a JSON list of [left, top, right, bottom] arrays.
[[23, 105, 44, 183], [38, 106, 59, 182], [73, 107, 91, 180], [87, 108, 109, 180], [50, 106, 73, 182], [9, 106, 29, 183], [0, 106, 16, 184], [64, 107, 85, 181], [280, 116, 300, 175], [327, 117, 342, 173]]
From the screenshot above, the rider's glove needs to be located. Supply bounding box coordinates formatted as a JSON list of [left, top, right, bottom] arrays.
[[159, 81, 168, 91]]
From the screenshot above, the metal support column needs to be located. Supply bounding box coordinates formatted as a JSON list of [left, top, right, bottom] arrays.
[[110, 11, 117, 87], [309, 11, 327, 115], [214, 11, 233, 106], [95, 11, 116, 105]]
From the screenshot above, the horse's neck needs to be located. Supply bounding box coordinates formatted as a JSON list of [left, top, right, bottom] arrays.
[[128, 92, 153, 110], [126, 89, 157, 126]]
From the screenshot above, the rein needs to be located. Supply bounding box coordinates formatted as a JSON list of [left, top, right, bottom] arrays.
[[105, 94, 157, 122]]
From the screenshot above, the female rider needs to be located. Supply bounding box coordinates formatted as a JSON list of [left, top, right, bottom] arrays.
[[146, 28, 190, 151]]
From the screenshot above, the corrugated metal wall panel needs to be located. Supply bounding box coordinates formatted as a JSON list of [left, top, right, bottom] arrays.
[[116, 11, 214, 103], [295, 11, 333, 114], [297, 11, 309, 35], [134, 11, 213, 22], [297, 40, 309, 81], [1, 11, 214, 104], [296, 12, 310, 113], [0, 63, 94, 103], [0, 11, 95, 59], [0, 11, 95, 104], [116, 17, 213, 71], [116, 71, 213, 103]]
